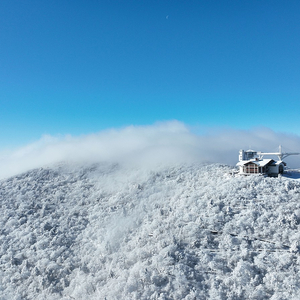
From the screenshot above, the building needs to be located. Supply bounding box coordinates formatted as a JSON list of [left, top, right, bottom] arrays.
[[237, 149, 286, 177]]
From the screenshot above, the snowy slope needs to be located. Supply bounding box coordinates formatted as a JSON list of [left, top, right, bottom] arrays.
[[1, 163, 300, 299]]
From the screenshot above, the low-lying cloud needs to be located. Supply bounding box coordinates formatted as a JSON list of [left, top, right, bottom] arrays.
[[1, 121, 300, 179]]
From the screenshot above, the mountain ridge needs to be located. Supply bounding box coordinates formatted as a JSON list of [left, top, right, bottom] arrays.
[[1, 163, 300, 299]]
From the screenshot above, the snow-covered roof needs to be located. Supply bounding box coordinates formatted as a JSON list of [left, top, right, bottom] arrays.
[[236, 159, 274, 167], [275, 160, 286, 166]]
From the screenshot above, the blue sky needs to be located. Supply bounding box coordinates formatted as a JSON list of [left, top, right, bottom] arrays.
[[1, 0, 300, 148]]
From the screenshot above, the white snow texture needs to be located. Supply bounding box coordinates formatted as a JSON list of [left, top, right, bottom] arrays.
[[2, 122, 300, 299], [1, 161, 300, 300]]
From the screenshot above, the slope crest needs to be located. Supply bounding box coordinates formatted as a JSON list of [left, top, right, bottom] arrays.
[[1, 163, 300, 299]]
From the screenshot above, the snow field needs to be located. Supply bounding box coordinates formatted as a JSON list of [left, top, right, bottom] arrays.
[[1, 163, 300, 299]]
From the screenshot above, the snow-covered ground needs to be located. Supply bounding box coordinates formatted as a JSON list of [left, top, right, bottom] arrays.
[[1, 162, 300, 299]]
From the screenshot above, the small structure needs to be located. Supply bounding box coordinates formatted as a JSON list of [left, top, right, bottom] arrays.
[[237, 146, 299, 177]]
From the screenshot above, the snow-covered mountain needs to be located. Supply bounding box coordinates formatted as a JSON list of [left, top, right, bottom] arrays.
[[1, 162, 300, 299]]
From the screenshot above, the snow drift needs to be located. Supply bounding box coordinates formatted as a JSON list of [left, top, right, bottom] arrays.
[[1, 121, 300, 180], [1, 162, 300, 299]]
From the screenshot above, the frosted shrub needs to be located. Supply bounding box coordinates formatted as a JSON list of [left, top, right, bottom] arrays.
[[1, 163, 300, 299]]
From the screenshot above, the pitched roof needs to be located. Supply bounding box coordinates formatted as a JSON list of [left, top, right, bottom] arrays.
[[236, 159, 274, 167]]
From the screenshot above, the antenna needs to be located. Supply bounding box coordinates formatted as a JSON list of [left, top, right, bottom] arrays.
[[258, 145, 300, 161]]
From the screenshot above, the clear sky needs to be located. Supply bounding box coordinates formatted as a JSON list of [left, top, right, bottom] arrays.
[[1, 0, 300, 149]]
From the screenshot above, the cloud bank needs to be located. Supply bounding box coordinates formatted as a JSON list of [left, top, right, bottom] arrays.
[[1, 121, 300, 179]]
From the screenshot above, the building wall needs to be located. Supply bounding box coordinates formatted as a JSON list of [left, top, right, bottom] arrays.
[[268, 165, 279, 175], [239, 162, 284, 177], [243, 164, 259, 174]]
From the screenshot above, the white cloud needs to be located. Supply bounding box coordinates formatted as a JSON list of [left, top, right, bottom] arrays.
[[1, 121, 300, 179]]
